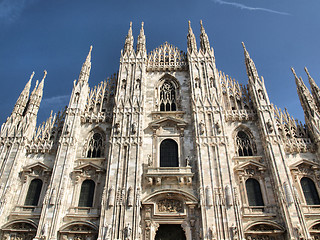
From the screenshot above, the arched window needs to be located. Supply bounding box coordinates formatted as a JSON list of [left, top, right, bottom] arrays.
[[24, 179, 43, 206], [246, 178, 264, 206], [236, 131, 254, 156], [159, 81, 177, 111], [301, 177, 320, 205], [160, 139, 178, 167], [87, 132, 103, 158], [78, 180, 95, 207]]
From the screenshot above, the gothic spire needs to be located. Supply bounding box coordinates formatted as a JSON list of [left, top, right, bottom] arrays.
[[78, 45, 92, 83], [305, 67, 320, 112], [199, 20, 211, 53], [29, 70, 47, 111], [136, 22, 146, 54], [292, 68, 316, 119], [242, 42, 260, 82], [124, 22, 134, 54], [187, 20, 197, 53], [12, 71, 34, 116]]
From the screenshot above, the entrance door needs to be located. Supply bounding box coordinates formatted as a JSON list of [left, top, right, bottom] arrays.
[[155, 224, 186, 240]]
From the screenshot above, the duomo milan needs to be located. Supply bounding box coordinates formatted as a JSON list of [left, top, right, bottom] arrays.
[[0, 20, 320, 240]]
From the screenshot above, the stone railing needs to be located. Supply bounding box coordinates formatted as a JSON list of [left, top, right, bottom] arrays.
[[284, 137, 314, 153], [224, 109, 256, 122], [11, 205, 42, 216], [301, 204, 320, 215], [67, 207, 100, 217], [242, 205, 277, 216], [145, 166, 193, 186]]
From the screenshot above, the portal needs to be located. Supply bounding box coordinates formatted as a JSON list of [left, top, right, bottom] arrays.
[[155, 224, 186, 240]]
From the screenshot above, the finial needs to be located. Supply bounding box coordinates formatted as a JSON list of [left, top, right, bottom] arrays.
[[304, 67, 311, 78], [291, 67, 298, 79], [30, 71, 35, 80], [200, 20, 204, 31], [139, 21, 144, 34], [42, 70, 47, 81], [128, 21, 133, 35], [242, 42, 250, 59], [85, 45, 93, 62], [241, 42, 246, 50]]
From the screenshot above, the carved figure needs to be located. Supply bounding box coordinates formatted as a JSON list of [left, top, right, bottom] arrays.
[[200, 120, 205, 134], [131, 122, 137, 134], [186, 155, 191, 167], [124, 223, 132, 239], [147, 154, 152, 166]]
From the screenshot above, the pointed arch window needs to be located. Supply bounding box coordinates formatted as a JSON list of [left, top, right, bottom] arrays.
[[78, 179, 95, 207], [159, 81, 177, 111], [301, 177, 320, 205], [246, 178, 264, 206], [24, 179, 43, 206], [236, 131, 254, 156], [160, 139, 178, 167], [87, 132, 103, 158]]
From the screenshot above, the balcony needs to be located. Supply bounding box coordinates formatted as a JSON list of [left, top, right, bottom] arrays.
[[242, 205, 277, 217], [145, 166, 193, 186]]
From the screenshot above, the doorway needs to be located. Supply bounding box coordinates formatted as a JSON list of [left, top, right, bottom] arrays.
[[155, 224, 186, 240]]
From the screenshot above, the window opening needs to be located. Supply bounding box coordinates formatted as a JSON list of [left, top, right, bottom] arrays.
[[246, 178, 264, 206], [24, 179, 43, 206], [78, 179, 95, 207], [159, 81, 177, 111], [236, 131, 254, 156], [87, 133, 103, 158], [160, 139, 178, 167], [301, 177, 320, 205]]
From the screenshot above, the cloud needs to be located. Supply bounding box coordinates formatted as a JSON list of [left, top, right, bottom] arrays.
[[0, 0, 37, 24], [41, 95, 70, 109], [210, 0, 290, 15]]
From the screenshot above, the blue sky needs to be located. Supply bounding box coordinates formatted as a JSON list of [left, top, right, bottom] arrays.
[[0, 0, 319, 124]]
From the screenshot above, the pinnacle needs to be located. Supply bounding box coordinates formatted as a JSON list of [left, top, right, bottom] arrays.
[[242, 42, 250, 59], [86, 45, 93, 63], [304, 67, 313, 81], [291, 67, 298, 79]]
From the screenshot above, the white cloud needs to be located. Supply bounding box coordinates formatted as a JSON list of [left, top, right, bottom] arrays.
[[41, 95, 70, 108], [0, 0, 37, 24], [210, 0, 290, 15]]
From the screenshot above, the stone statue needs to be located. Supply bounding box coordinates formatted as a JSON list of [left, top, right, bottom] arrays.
[[186, 156, 191, 167], [124, 223, 132, 239], [147, 154, 152, 167]]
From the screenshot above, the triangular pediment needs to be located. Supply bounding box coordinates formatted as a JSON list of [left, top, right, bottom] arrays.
[[290, 159, 320, 170], [235, 160, 266, 172], [23, 162, 51, 172], [74, 162, 105, 172], [149, 116, 187, 128]]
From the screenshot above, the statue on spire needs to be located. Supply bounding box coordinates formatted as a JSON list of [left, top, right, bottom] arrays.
[[187, 21, 197, 53], [305, 67, 320, 112], [136, 22, 146, 54], [78, 45, 93, 83], [199, 20, 211, 53], [124, 22, 134, 54], [242, 42, 260, 83]]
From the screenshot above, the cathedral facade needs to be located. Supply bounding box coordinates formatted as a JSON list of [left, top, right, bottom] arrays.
[[0, 21, 320, 240]]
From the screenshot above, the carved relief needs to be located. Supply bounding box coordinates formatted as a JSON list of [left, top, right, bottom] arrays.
[[157, 199, 183, 213]]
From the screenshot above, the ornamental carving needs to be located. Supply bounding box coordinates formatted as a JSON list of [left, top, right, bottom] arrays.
[[157, 199, 183, 213]]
